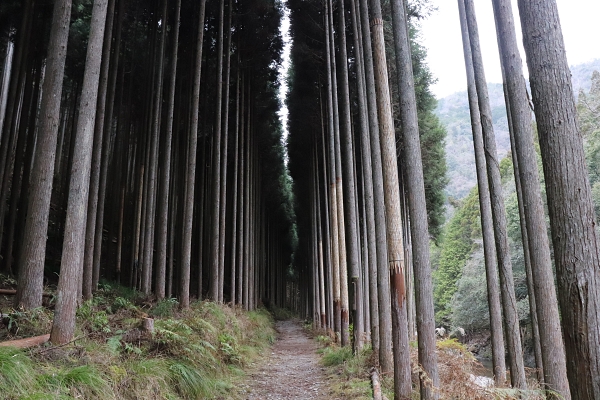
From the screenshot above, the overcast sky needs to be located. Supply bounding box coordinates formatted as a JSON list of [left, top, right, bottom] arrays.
[[420, 0, 600, 98]]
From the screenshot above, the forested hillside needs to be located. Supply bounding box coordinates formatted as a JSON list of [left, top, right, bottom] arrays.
[[439, 58, 600, 200]]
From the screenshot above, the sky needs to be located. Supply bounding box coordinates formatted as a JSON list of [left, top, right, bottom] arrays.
[[420, 0, 600, 98]]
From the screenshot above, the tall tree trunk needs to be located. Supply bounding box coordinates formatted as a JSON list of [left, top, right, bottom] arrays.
[[51, 0, 109, 344], [324, 0, 342, 340], [456, 0, 506, 385], [390, 1, 439, 397], [180, 0, 207, 309], [367, 0, 411, 396], [462, 0, 527, 389], [358, 0, 393, 371], [209, 0, 225, 302], [218, 0, 233, 303], [335, 0, 362, 351], [517, 1, 600, 397], [83, 0, 116, 299], [350, 0, 378, 350], [142, 0, 168, 294], [93, 0, 123, 291], [491, 0, 571, 396], [155, 0, 181, 299], [15, 0, 72, 309]]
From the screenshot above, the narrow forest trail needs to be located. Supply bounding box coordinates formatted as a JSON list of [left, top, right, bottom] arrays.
[[241, 320, 331, 399]]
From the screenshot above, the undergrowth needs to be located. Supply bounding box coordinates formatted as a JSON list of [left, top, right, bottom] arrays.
[[0, 278, 275, 399], [315, 334, 548, 400]]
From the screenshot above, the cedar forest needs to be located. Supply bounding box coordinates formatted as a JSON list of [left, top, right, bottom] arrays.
[[0, 0, 598, 399]]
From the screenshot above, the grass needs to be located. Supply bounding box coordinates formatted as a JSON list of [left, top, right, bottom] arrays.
[[0, 276, 276, 399]]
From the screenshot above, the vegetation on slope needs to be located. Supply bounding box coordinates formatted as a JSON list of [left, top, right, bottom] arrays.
[[0, 277, 275, 399]]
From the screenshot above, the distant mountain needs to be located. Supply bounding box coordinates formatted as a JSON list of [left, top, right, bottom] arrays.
[[437, 58, 600, 200]]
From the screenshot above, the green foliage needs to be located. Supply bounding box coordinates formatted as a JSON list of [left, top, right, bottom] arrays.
[[149, 297, 179, 318], [77, 300, 111, 333], [433, 188, 480, 322], [578, 70, 600, 218], [450, 248, 491, 330], [320, 346, 353, 367], [0, 280, 276, 399]]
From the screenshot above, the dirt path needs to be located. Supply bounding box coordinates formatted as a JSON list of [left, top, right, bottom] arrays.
[[241, 320, 330, 399]]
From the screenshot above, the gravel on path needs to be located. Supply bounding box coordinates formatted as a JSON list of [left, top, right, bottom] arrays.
[[241, 320, 331, 400]]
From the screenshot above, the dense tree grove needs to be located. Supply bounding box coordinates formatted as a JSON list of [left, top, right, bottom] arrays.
[[0, 0, 295, 340], [1, 0, 599, 398]]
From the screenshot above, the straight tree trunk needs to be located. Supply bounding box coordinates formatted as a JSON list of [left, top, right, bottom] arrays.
[[358, 0, 393, 371], [324, 0, 342, 340], [456, 0, 507, 385], [155, 0, 181, 299], [390, 1, 439, 397], [83, 0, 116, 299], [335, 0, 362, 352], [230, 62, 241, 304], [93, 0, 124, 291], [180, 0, 207, 309], [51, 0, 109, 345], [209, 0, 225, 302], [491, 0, 571, 396], [16, 0, 72, 309], [142, 0, 168, 294], [462, 0, 527, 389], [348, 0, 380, 345], [517, 1, 600, 397], [218, 0, 233, 303], [367, 0, 412, 396]]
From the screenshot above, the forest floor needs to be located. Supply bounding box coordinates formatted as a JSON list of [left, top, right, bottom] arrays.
[[239, 319, 332, 400]]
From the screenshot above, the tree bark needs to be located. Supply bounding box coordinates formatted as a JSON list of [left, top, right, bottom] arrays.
[[390, 1, 440, 397], [335, 0, 362, 352], [367, 0, 412, 396], [517, 1, 600, 398], [357, 0, 393, 371], [180, 0, 207, 309], [462, 0, 527, 389], [51, 0, 109, 345], [16, 0, 72, 309], [155, 0, 181, 300], [491, 0, 571, 396], [456, 0, 506, 385], [209, 0, 225, 302], [83, 0, 116, 299]]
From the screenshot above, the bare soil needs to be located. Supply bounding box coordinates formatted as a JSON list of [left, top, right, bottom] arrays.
[[240, 320, 333, 400]]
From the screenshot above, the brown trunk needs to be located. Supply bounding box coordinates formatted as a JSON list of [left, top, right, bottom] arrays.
[[492, 0, 571, 396], [517, 1, 600, 397], [141, 0, 168, 294], [324, 0, 342, 340], [15, 0, 72, 310], [50, 0, 109, 345], [209, 0, 225, 302], [390, 0, 439, 396], [335, 0, 362, 351], [155, 0, 181, 299], [367, 0, 411, 396], [180, 0, 207, 309], [218, 0, 233, 303], [83, 0, 116, 299]]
